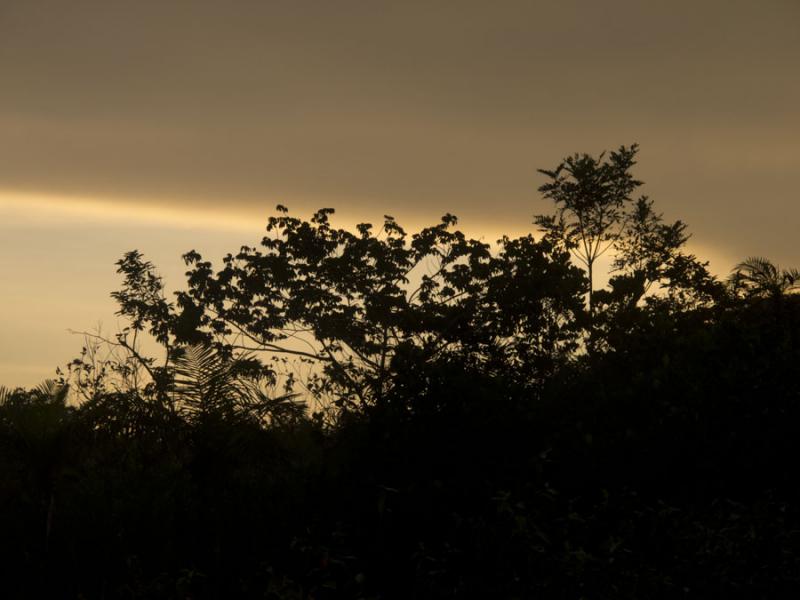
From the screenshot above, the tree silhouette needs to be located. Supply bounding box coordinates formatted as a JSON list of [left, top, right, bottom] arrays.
[[535, 144, 716, 345], [535, 145, 643, 318], [108, 208, 585, 410], [2, 146, 799, 598]]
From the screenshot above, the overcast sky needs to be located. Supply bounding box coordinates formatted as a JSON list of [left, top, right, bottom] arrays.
[[1, 0, 798, 386]]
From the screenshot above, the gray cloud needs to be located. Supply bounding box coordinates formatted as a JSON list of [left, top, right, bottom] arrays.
[[1, 0, 799, 263], [3, 0, 799, 386]]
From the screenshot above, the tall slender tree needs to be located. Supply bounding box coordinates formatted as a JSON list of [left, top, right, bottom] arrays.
[[535, 145, 643, 318]]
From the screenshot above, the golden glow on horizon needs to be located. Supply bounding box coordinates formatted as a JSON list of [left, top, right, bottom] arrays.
[[0, 192, 258, 232], [0, 190, 737, 389], [0, 190, 736, 277], [0, 190, 538, 243], [0, 1, 796, 391]]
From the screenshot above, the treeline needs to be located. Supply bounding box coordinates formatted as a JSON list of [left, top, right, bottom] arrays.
[[1, 146, 799, 598]]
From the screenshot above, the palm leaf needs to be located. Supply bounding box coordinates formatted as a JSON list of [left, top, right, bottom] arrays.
[[172, 344, 238, 414], [34, 380, 70, 405], [171, 344, 305, 423], [729, 256, 800, 297]]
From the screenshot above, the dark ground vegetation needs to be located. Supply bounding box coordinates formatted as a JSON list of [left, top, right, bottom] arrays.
[[2, 146, 799, 598]]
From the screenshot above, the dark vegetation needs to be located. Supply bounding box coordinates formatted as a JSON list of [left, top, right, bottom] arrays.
[[2, 146, 800, 598]]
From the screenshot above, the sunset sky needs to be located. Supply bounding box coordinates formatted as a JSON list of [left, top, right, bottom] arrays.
[[1, 0, 799, 387]]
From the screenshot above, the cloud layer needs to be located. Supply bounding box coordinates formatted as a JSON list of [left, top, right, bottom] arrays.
[[1, 0, 798, 385]]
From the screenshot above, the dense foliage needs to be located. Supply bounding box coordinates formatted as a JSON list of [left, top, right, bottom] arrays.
[[2, 146, 799, 598]]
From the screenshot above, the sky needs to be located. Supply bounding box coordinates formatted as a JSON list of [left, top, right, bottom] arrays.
[[1, 0, 799, 387]]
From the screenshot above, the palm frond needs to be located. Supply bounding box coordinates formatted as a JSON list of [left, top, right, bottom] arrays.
[[172, 344, 238, 413], [729, 256, 800, 297], [171, 344, 304, 423], [34, 380, 70, 405], [784, 268, 800, 291], [237, 377, 306, 425], [730, 256, 776, 283]]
